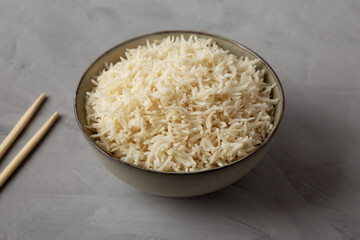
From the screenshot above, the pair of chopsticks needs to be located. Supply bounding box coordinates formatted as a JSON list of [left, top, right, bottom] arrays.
[[0, 93, 59, 189]]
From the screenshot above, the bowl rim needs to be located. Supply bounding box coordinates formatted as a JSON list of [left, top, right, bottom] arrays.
[[74, 30, 285, 175]]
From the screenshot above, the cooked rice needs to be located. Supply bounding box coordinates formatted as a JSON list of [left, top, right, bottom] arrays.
[[85, 35, 278, 172]]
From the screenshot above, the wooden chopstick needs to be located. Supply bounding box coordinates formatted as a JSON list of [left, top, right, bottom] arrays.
[[0, 93, 46, 159], [0, 112, 59, 189]]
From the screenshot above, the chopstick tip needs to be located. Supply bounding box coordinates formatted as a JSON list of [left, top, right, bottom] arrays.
[[39, 93, 46, 100]]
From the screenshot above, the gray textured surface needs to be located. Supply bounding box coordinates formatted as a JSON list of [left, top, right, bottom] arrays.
[[0, 0, 360, 239]]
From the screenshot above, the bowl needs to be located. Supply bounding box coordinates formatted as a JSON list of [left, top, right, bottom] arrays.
[[74, 31, 285, 197]]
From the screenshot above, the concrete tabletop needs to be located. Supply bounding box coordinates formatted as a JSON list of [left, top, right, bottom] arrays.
[[1, 0, 360, 239]]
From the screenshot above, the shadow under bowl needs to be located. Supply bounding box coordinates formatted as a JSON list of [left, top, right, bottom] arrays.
[[74, 31, 285, 197]]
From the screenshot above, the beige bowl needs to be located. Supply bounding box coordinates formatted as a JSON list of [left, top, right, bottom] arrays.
[[74, 31, 285, 197]]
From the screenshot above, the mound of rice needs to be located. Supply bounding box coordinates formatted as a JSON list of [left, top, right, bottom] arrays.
[[85, 35, 278, 172]]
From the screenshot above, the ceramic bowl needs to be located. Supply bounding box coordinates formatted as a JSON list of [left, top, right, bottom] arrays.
[[74, 31, 285, 197]]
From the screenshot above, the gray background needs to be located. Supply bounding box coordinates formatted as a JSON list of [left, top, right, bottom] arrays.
[[0, 0, 360, 239]]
